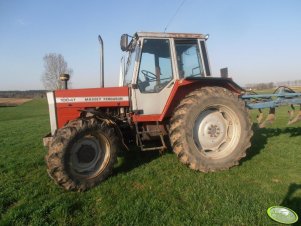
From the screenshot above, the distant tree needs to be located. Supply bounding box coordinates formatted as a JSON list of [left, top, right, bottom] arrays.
[[42, 53, 73, 90]]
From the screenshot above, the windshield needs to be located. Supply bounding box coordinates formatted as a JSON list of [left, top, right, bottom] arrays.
[[123, 41, 137, 86]]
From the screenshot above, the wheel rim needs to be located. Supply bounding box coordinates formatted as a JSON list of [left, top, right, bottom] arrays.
[[69, 133, 110, 179], [193, 105, 241, 159]]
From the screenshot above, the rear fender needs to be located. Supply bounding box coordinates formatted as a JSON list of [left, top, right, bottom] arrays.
[[160, 77, 244, 120]]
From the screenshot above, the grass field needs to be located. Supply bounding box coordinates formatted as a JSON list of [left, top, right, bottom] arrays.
[[0, 99, 300, 225]]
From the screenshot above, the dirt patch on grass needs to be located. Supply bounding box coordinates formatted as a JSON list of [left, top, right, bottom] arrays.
[[0, 98, 32, 107]]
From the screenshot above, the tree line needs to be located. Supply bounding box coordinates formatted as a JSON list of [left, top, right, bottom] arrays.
[[0, 90, 46, 98], [245, 80, 301, 90]]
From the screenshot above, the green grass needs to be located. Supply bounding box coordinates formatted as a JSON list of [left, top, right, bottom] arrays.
[[0, 99, 300, 225]]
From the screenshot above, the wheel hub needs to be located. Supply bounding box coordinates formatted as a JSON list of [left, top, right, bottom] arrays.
[[192, 105, 241, 159], [77, 145, 96, 163], [194, 110, 227, 151], [71, 136, 103, 174], [207, 124, 221, 138]]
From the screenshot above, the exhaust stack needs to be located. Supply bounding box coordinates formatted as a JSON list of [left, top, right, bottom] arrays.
[[98, 35, 104, 88], [59, 74, 70, 90]]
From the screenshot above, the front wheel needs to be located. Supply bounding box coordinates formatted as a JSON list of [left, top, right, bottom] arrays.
[[169, 87, 253, 172], [45, 118, 119, 191]]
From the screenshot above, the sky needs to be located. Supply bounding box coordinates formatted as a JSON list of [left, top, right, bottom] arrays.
[[0, 0, 301, 90]]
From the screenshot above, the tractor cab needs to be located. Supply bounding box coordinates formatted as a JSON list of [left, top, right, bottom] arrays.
[[120, 32, 211, 115]]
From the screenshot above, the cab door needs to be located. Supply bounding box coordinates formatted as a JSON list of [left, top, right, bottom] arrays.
[[132, 38, 176, 115]]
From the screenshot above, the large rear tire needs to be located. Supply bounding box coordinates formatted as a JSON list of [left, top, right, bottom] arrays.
[[169, 87, 253, 172], [45, 117, 118, 191]]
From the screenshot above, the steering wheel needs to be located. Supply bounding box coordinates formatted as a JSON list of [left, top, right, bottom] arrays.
[[141, 70, 157, 82]]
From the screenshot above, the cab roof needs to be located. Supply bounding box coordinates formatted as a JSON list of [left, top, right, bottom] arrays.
[[135, 32, 207, 39]]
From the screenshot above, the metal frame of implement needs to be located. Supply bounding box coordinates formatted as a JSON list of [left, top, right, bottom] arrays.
[[242, 88, 301, 109], [241, 87, 301, 127]]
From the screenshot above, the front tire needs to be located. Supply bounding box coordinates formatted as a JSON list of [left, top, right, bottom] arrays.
[[169, 87, 253, 172], [45, 117, 118, 191]]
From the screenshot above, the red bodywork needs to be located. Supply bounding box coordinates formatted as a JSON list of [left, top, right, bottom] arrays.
[[54, 87, 129, 128], [53, 78, 243, 128]]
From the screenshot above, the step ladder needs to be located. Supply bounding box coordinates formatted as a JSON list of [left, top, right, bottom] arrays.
[[134, 121, 167, 152]]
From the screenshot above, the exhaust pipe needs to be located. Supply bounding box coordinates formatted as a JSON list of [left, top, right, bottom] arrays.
[[59, 73, 70, 89], [98, 35, 104, 88], [119, 56, 125, 87]]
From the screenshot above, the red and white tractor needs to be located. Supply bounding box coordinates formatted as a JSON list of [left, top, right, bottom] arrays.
[[43, 32, 254, 191]]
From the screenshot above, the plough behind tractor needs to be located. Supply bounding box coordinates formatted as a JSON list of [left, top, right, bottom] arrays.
[[242, 86, 301, 128]]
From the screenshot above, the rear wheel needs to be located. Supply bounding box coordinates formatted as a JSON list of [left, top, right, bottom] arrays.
[[169, 87, 253, 172], [45, 117, 118, 191]]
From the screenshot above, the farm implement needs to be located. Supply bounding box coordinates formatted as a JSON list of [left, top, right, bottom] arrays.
[[242, 86, 301, 128], [43, 32, 301, 191]]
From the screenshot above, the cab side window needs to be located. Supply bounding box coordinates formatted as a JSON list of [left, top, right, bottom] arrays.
[[175, 39, 205, 78], [137, 39, 173, 93]]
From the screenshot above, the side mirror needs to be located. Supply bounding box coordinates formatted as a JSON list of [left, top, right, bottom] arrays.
[[220, 67, 228, 78], [120, 34, 129, 51]]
